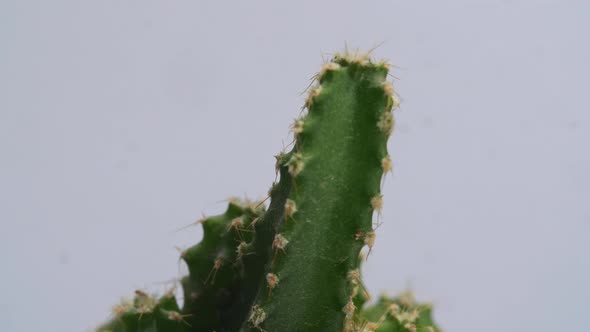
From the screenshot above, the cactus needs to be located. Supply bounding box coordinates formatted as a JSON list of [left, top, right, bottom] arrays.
[[98, 50, 441, 332]]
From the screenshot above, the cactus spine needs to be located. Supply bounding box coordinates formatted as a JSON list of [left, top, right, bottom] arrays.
[[98, 50, 440, 332]]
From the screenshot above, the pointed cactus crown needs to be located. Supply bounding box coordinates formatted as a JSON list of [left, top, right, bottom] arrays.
[[98, 50, 441, 332]]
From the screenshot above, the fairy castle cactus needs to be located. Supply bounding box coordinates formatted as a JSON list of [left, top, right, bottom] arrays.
[[98, 50, 441, 332]]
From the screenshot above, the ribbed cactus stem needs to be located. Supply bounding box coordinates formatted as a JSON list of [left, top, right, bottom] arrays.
[[243, 51, 396, 332], [97, 50, 442, 332], [98, 289, 189, 332], [180, 199, 264, 331], [360, 292, 441, 332]]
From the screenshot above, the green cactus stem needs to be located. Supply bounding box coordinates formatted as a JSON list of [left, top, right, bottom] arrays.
[[358, 292, 441, 332], [97, 289, 189, 332], [180, 199, 265, 330], [97, 50, 441, 332], [243, 52, 396, 332]]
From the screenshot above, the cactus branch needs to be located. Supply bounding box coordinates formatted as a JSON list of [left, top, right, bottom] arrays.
[[97, 50, 441, 332]]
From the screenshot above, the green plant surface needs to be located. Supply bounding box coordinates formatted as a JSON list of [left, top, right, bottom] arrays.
[[97, 290, 189, 332], [243, 53, 395, 332], [97, 50, 441, 332], [359, 293, 441, 332], [180, 199, 265, 330]]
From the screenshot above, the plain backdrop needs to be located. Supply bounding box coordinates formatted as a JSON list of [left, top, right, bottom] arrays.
[[1, 1, 589, 331]]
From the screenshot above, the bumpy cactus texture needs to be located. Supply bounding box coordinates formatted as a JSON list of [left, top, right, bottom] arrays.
[[98, 51, 441, 332]]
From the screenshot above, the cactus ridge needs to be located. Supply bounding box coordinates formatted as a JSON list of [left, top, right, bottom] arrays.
[[98, 51, 441, 332], [180, 199, 265, 330]]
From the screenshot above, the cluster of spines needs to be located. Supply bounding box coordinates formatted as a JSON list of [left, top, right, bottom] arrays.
[[356, 292, 440, 332], [98, 290, 190, 332]]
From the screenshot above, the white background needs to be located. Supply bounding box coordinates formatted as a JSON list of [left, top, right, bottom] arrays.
[[1, 1, 588, 331]]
